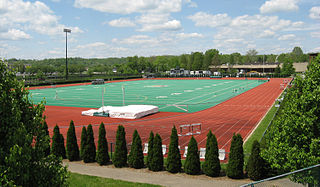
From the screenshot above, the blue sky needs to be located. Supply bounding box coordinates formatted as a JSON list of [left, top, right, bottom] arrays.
[[1, 0, 320, 59]]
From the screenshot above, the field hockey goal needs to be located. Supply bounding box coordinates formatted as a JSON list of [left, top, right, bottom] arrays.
[[178, 123, 202, 136]]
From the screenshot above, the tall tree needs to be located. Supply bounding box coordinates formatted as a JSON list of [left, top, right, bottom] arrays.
[[246, 140, 266, 181], [83, 124, 96, 163], [66, 120, 80, 161], [227, 133, 244, 179], [262, 55, 320, 184], [35, 121, 50, 157], [0, 61, 67, 186], [281, 57, 295, 76], [184, 136, 201, 175], [203, 49, 219, 69], [149, 133, 163, 171], [147, 131, 154, 169], [202, 131, 221, 177], [128, 130, 144, 169], [191, 52, 204, 70], [80, 126, 87, 160], [113, 125, 127, 168], [166, 126, 181, 173], [51, 125, 66, 159], [246, 49, 258, 63], [96, 122, 110, 165]]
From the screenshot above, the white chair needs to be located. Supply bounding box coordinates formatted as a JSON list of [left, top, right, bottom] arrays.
[[219, 149, 226, 160], [183, 146, 188, 157], [162, 145, 167, 155], [199, 148, 206, 159], [143, 143, 148, 154]]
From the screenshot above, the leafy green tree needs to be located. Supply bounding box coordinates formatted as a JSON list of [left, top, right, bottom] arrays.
[[262, 55, 320, 184], [66, 120, 80, 161], [246, 49, 258, 63], [80, 126, 87, 160], [51, 125, 66, 159], [128, 130, 144, 169], [281, 57, 295, 76], [35, 121, 50, 157], [149, 133, 163, 171], [147, 131, 154, 169], [0, 61, 67, 186], [96, 122, 110, 165], [203, 49, 219, 69], [113, 125, 127, 168], [246, 140, 266, 181], [191, 52, 204, 70], [83, 124, 96, 163], [184, 136, 201, 175], [166, 126, 181, 173], [202, 131, 221, 177], [227, 133, 244, 179]]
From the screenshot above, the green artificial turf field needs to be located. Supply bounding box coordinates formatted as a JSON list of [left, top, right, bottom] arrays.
[[29, 79, 265, 112]]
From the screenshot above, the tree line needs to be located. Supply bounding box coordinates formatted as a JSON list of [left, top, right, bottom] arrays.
[[8, 46, 308, 76], [51, 120, 267, 180]]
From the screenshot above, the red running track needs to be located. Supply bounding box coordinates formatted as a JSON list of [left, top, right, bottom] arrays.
[[43, 78, 288, 159]]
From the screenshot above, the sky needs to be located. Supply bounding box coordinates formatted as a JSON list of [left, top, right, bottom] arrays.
[[0, 0, 320, 59]]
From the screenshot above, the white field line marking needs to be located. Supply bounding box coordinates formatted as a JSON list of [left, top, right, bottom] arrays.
[[159, 81, 257, 110]]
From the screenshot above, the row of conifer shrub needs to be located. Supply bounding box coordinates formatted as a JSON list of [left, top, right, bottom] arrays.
[[48, 120, 267, 180]]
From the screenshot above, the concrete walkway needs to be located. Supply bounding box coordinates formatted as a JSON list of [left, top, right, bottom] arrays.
[[64, 160, 250, 187]]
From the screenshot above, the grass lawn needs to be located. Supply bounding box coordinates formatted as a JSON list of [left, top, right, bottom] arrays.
[[243, 104, 278, 160], [68, 172, 161, 187]]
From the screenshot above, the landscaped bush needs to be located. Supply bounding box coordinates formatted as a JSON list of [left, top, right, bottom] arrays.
[[246, 140, 266, 180], [128, 129, 144, 169], [149, 133, 163, 171], [80, 126, 87, 160], [51, 125, 66, 159], [96, 122, 110, 165], [202, 130, 220, 177], [227, 133, 244, 179], [83, 124, 96, 163], [184, 136, 201, 175], [66, 120, 80, 161], [147, 131, 154, 169], [113, 125, 127, 168], [166, 126, 181, 173]]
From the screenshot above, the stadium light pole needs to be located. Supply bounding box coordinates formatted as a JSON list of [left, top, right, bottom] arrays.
[[63, 28, 71, 80]]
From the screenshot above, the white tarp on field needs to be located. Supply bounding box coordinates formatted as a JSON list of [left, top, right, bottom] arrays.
[[82, 105, 158, 119]]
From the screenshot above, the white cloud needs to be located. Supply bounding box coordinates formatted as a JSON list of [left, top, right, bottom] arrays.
[[176, 32, 203, 39], [74, 0, 182, 14], [260, 0, 299, 14], [309, 6, 320, 20], [188, 13, 303, 54], [278, 34, 296, 40], [188, 12, 231, 27], [113, 35, 158, 45], [258, 30, 276, 38], [136, 13, 182, 32], [108, 18, 136, 27], [139, 19, 181, 32], [0, 0, 83, 41], [184, 0, 197, 8], [0, 29, 31, 40]]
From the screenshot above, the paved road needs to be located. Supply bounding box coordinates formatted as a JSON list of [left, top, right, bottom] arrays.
[[64, 160, 250, 187]]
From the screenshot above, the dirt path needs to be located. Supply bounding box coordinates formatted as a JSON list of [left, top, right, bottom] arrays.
[[64, 160, 251, 187]]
